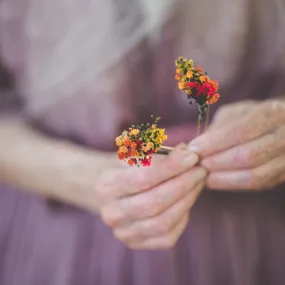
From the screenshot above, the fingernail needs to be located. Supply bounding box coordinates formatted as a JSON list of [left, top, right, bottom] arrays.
[[194, 168, 207, 180], [187, 143, 200, 153], [182, 152, 199, 166]]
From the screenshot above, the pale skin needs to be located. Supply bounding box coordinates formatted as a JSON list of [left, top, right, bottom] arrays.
[[0, 119, 206, 249], [189, 99, 285, 190], [1, 98, 284, 249]]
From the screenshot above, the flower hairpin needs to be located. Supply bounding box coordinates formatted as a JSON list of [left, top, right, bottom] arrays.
[[175, 57, 220, 135], [115, 116, 174, 167]]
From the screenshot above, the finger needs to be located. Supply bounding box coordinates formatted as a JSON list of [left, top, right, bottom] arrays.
[[209, 100, 257, 130], [175, 142, 187, 150], [206, 155, 285, 191], [98, 150, 199, 198], [114, 181, 204, 242], [128, 214, 189, 250], [120, 167, 206, 220], [201, 126, 285, 171], [101, 167, 207, 227], [188, 100, 285, 157]]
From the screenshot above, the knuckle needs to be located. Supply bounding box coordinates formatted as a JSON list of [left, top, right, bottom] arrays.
[[113, 230, 126, 241], [150, 219, 172, 235], [262, 100, 285, 119], [96, 183, 109, 201], [268, 99, 285, 111], [273, 126, 285, 140], [247, 170, 264, 191], [136, 172, 150, 190], [234, 147, 255, 167], [100, 206, 122, 227], [159, 236, 177, 249], [113, 230, 134, 244], [136, 197, 161, 217], [96, 171, 113, 201]]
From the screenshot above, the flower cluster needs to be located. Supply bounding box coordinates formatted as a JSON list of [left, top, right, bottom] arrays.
[[115, 116, 168, 167], [175, 57, 220, 107]]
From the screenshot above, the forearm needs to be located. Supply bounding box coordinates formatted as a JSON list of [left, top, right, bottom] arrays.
[[0, 118, 108, 202]]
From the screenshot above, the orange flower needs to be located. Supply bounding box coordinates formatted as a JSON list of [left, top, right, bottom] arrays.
[[196, 67, 202, 73], [175, 74, 182, 80], [199, 75, 208, 83], [130, 142, 137, 149], [207, 93, 220, 104], [128, 158, 137, 166], [176, 68, 182, 74], [178, 82, 186, 90], [130, 149, 138, 156], [118, 153, 125, 160], [211, 80, 219, 90], [118, 146, 128, 154], [115, 115, 168, 167], [122, 137, 132, 146]]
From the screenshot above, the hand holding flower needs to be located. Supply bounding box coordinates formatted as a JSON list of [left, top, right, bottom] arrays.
[[98, 149, 207, 249], [188, 100, 285, 190]]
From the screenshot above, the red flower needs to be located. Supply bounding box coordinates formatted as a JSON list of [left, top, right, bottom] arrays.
[[135, 140, 143, 151], [203, 82, 215, 95], [146, 150, 157, 155], [118, 153, 125, 160], [187, 82, 197, 89], [196, 82, 216, 97], [136, 140, 143, 146], [141, 157, 152, 167]]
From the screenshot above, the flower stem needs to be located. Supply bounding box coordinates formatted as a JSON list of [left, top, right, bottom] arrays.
[[196, 117, 201, 136], [160, 146, 176, 151], [205, 103, 210, 130]]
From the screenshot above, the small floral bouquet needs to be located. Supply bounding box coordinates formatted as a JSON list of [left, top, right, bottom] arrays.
[[115, 116, 173, 167], [175, 57, 220, 134], [115, 58, 220, 166]]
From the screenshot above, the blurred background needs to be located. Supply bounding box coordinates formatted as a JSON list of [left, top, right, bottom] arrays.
[[0, 0, 285, 284]]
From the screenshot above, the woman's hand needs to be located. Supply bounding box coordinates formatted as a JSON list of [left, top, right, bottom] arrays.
[[188, 100, 285, 191], [96, 150, 207, 249], [0, 119, 207, 250]]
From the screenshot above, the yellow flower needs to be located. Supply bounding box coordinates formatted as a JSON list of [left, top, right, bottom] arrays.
[[178, 82, 186, 90], [176, 68, 182, 74], [147, 142, 154, 149], [151, 124, 156, 130], [142, 143, 151, 152], [129, 129, 140, 136], [115, 136, 123, 146], [186, 71, 193, 78], [188, 59, 194, 66], [154, 128, 168, 144]]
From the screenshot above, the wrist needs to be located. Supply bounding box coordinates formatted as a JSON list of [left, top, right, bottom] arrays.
[[41, 141, 112, 209]]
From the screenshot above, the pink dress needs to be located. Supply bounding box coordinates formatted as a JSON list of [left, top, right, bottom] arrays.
[[0, 0, 285, 284]]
